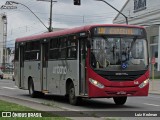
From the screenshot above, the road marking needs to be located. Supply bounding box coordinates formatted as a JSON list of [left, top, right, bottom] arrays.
[[144, 103, 160, 107], [2, 87, 17, 90], [61, 106, 79, 111]]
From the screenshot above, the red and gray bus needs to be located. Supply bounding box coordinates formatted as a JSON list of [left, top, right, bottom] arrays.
[[14, 24, 149, 105]]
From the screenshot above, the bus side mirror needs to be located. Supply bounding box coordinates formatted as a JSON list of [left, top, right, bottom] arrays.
[[87, 38, 91, 48]]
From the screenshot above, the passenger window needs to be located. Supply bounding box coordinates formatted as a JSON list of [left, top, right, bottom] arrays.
[[60, 37, 67, 59], [67, 36, 77, 59], [24, 41, 40, 61], [49, 38, 59, 59]]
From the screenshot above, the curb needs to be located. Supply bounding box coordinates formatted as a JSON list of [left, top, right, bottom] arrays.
[[149, 91, 160, 95], [149, 93, 160, 95]]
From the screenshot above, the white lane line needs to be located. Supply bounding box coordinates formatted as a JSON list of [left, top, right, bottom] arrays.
[[2, 87, 17, 90], [60, 106, 79, 111], [144, 103, 160, 107]]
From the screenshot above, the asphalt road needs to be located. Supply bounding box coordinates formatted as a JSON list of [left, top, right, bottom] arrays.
[[0, 79, 160, 119]]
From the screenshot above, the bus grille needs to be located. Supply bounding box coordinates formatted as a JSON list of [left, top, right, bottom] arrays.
[[95, 70, 146, 81], [101, 75, 139, 81]]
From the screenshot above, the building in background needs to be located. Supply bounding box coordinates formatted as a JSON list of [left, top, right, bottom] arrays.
[[113, 0, 160, 76], [0, 13, 8, 68]]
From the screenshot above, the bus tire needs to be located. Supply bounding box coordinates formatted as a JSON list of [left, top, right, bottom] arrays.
[[113, 96, 127, 105], [28, 78, 38, 98], [68, 83, 79, 105]]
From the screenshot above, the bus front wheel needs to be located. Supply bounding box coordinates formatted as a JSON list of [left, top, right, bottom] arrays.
[[113, 96, 127, 105], [68, 83, 79, 105]]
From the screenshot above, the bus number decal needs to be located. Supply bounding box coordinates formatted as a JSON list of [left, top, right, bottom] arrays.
[[53, 66, 67, 75]]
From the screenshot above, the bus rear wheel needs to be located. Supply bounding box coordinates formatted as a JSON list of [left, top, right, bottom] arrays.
[[113, 96, 127, 105], [28, 79, 38, 98], [68, 83, 79, 105]]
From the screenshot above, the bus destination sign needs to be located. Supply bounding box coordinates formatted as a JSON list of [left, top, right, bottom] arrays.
[[94, 27, 144, 36]]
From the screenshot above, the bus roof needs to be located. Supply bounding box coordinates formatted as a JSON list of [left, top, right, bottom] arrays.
[[16, 24, 144, 42]]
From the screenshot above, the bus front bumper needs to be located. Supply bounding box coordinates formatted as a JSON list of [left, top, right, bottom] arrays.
[[88, 83, 149, 98]]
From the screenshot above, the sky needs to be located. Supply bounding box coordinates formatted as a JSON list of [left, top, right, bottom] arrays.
[[0, 0, 127, 48]]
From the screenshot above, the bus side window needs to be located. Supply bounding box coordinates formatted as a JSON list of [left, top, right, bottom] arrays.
[[49, 38, 59, 59], [15, 43, 19, 61], [25, 42, 31, 60], [71, 47, 77, 58], [60, 37, 67, 59], [91, 52, 96, 68], [24, 41, 40, 61], [67, 36, 77, 59]]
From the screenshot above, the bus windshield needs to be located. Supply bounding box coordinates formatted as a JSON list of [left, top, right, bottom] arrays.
[[91, 36, 148, 71]]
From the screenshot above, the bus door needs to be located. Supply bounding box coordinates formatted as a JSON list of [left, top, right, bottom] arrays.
[[79, 39, 87, 95], [40, 41, 48, 91], [19, 45, 24, 88]]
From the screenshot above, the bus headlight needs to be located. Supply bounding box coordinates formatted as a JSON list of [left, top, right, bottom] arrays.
[[139, 79, 149, 88], [89, 78, 104, 89]]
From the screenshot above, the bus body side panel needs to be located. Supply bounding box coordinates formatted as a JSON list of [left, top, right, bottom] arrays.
[[15, 61, 20, 88], [23, 61, 41, 91], [47, 61, 57, 94], [47, 60, 79, 96]]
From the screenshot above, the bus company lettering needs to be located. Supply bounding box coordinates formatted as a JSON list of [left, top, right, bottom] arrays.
[[53, 66, 67, 74]]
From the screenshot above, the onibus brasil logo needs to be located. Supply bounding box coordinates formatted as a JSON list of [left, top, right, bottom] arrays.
[[1, 112, 42, 118]]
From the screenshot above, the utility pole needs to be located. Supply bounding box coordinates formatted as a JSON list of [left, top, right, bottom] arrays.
[[49, 0, 53, 32], [37, 0, 57, 32], [0, 14, 7, 67], [1, 2, 17, 67]]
